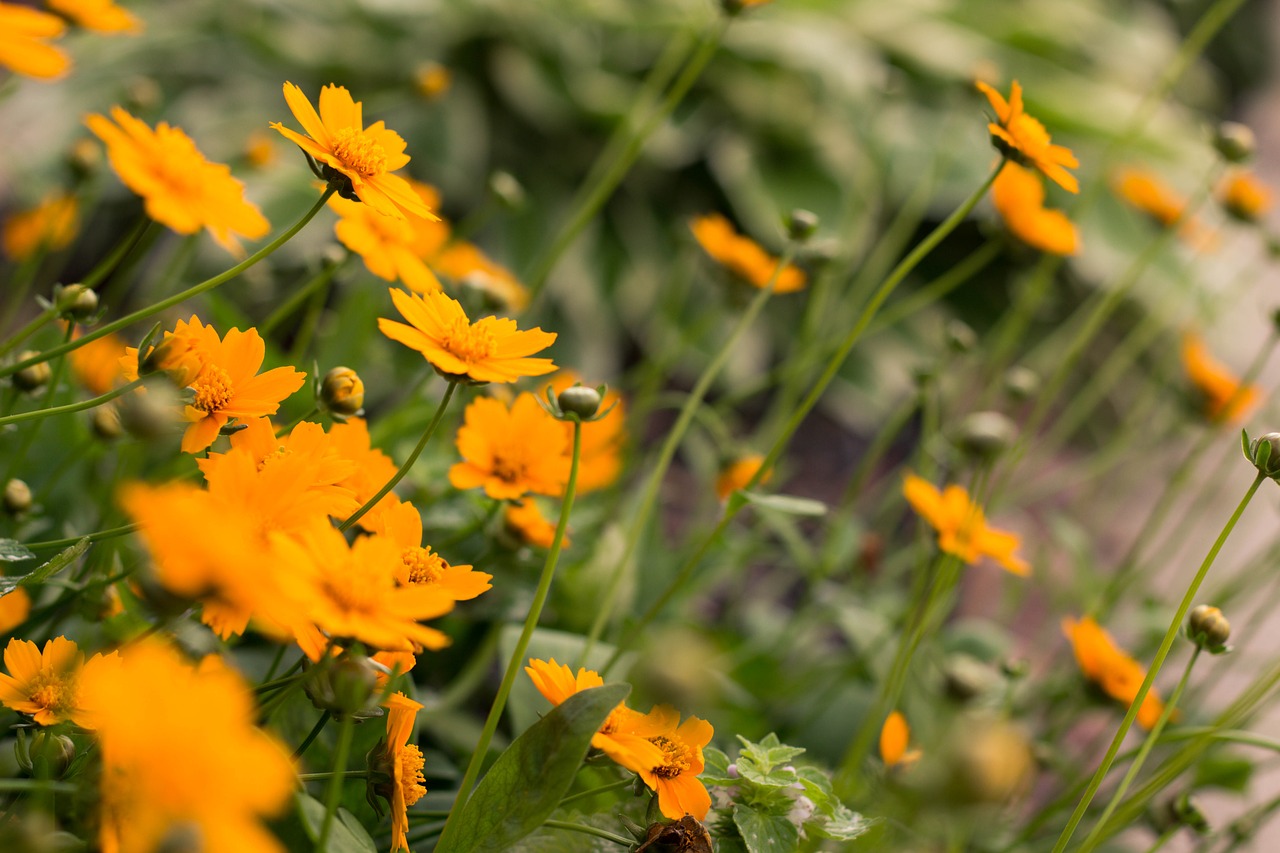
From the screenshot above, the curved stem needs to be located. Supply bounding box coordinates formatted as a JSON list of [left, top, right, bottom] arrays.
[[0, 377, 144, 428], [541, 819, 633, 847], [0, 309, 54, 358], [261, 256, 347, 336], [0, 190, 335, 380], [293, 710, 332, 760], [316, 712, 355, 853]]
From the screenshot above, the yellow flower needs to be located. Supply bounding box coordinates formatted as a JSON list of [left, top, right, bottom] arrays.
[[449, 393, 570, 499], [329, 179, 444, 293], [377, 692, 427, 853], [689, 213, 806, 292], [68, 326, 127, 395], [327, 417, 404, 531], [0, 636, 119, 726], [372, 499, 493, 602], [902, 473, 1029, 576], [1181, 332, 1260, 424], [47, 0, 142, 33], [635, 707, 714, 821], [3, 192, 78, 260], [415, 62, 451, 100], [378, 287, 557, 384], [1218, 170, 1272, 223], [991, 162, 1079, 255], [879, 710, 922, 767], [504, 498, 562, 549], [85, 107, 270, 254], [976, 80, 1079, 193], [271, 82, 433, 221], [0, 589, 30, 633], [436, 242, 530, 312], [1062, 616, 1166, 730], [78, 641, 295, 853], [524, 659, 666, 774], [715, 454, 770, 501], [0, 3, 69, 79]]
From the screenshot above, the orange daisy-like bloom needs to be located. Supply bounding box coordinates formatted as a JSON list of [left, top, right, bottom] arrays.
[[373, 499, 493, 602], [47, 0, 142, 33], [0, 637, 119, 727], [79, 641, 295, 853], [378, 692, 427, 852], [504, 498, 562, 549], [1218, 170, 1272, 224], [879, 710, 922, 768], [271, 82, 432, 221], [449, 393, 570, 500], [525, 659, 667, 774], [544, 372, 625, 493], [329, 179, 444, 293], [436, 241, 530, 312], [327, 417, 404, 531], [86, 107, 270, 254], [992, 161, 1079, 256], [3, 192, 79, 260], [976, 80, 1079, 194], [635, 707, 714, 821], [379, 287, 556, 384], [0, 589, 30, 633], [1062, 616, 1166, 730], [715, 454, 771, 501], [0, 3, 69, 79], [1112, 167, 1186, 228], [689, 214, 806, 293], [68, 326, 127, 395], [902, 473, 1029, 576], [1181, 332, 1261, 424]]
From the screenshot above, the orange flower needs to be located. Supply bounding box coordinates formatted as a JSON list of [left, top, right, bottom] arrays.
[[244, 130, 277, 169], [0, 3, 69, 79], [689, 214, 806, 292], [544, 372, 625, 493], [0, 589, 30, 633], [47, 0, 142, 33], [635, 707, 714, 821], [86, 108, 270, 254], [504, 498, 562, 549], [976, 80, 1078, 193], [1181, 332, 1260, 423], [879, 710, 921, 767], [0, 637, 119, 727], [327, 417, 404, 531], [271, 82, 433, 221], [68, 326, 127, 396], [3, 192, 78, 260], [1112, 167, 1186, 228], [436, 242, 530, 312], [992, 161, 1078, 255], [415, 63, 451, 100], [1219, 170, 1272, 224], [524, 659, 666, 774], [715, 454, 770, 501], [449, 393, 570, 499], [378, 287, 556, 384], [1062, 616, 1166, 730], [902, 473, 1029, 576], [372, 499, 493, 602], [378, 693, 427, 852], [329, 179, 444, 293]]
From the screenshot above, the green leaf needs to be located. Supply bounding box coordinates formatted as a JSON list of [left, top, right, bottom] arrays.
[[295, 793, 377, 853], [1192, 752, 1255, 793], [700, 746, 737, 786], [734, 734, 804, 787], [0, 540, 35, 563], [733, 804, 800, 853], [0, 538, 89, 595], [437, 683, 629, 853], [739, 492, 828, 517], [812, 804, 874, 841]]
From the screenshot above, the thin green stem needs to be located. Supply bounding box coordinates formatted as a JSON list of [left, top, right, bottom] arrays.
[[298, 770, 368, 782], [83, 218, 154, 290], [0, 190, 334, 381], [0, 377, 144, 428], [1051, 471, 1265, 853], [0, 309, 54, 358], [339, 380, 457, 532], [867, 237, 1003, 334], [25, 522, 138, 551], [294, 711, 332, 760], [558, 776, 634, 807], [316, 712, 355, 853], [541, 820, 633, 847], [436, 419, 583, 850], [261, 257, 346, 336]]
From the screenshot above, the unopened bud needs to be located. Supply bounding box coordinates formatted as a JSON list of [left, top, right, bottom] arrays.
[[945, 319, 977, 353], [954, 411, 1017, 461], [305, 654, 381, 719], [13, 353, 51, 393], [54, 284, 98, 321], [1150, 792, 1209, 835], [1214, 122, 1256, 164], [67, 138, 102, 179], [786, 209, 819, 242], [1188, 604, 1231, 652], [943, 654, 998, 702], [557, 385, 602, 420], [91, 404, 122, 441], [1244, 430, 1280, 479], [118, 381, 182, 440], [1004, 366, 1040, 401], [26, 733, 75, 779], [320, 366, 365, 417], [3, 480, 32, 515], [488, 171, 526, 210]]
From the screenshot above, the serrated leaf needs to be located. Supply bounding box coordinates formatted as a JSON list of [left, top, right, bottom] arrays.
[[700, 746, 737, 786], [734, 734, 805, 786], [0, 539, 35, 563], [0, 538, 89, 595], [437, 684, 629, 853], [812, 804, 874, 841], [733, 804, 799, 853], [296, 794, 377, 853], [739, 492, 828, 517]]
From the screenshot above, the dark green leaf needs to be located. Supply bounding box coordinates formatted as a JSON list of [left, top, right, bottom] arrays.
[[437, 683, 629, 853], [0, 538, 89, 595], [701, 746, 737, 786], [296, 793, 377, 853], [733, 804, 799, 853], [1192, 753, 1255, 793], [0, 540, 35, 563]]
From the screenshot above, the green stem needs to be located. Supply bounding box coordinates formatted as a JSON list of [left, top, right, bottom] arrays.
[[25, 522, 138, 551], [0, 254, 42, 335], [866, 237, 1002, 334], [298, 770, 368, 782], [0, 190, 334, 381], [338, 381, 457, 532], [1051, 471, 1266, 853], [294, 710, 332, 760], [316, 712, 355, 853], [0, 308, 54, 358], [541, 820, 633, 847], [436, 419, 583, 850], [5, 323, 76, 483], [0, 377, 144, 428], [84, 218, 154, 290], [558, 776, 635, 807], [261, 257, 346, 336]]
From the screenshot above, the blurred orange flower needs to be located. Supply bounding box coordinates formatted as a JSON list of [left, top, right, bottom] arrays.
[[3, 192, 78, 260], [0, 636, 118, 727], [1181, 332, 1260, 423], [902, 473, 1029, 576], [1218, 170, 1272, 224], [0, 4, 69, 79], [48, 0, 142, 33], [992, 162, 1078, 255], [715, 454, 770, 501], [1062, 616, 1166, 730], [690, 213, 806, 292], [880, 710, 921, 767], [329, 179, 444, 293], [504, 498, 562, 549]]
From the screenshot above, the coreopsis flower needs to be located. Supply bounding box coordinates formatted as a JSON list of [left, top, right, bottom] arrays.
[[525, 659, 666, 774], [544, 372, 625, 493], [1112, 167, 1186, 228], [121, 314, 210, 386], [0, 589, 30, 632], [329, 179, 444, 293], [271, 82, 433, 220], [327, 417, 404, 530], [436, 242, 530, 312], [47, 0, 142, 33], [1062, 616, 1166, 730], [689, 214, 806, 292], [0, 637, 119, 727], [1181, 332, 1260, 423], [991, 161, 1079, 255], [85, 108, 270, 253], [449, 393, 570, 499], [902, 473, 1029, 576], [0, 3, 69, 79], [68, 327, 126, 395], [715, 454, 770, 501], [78, 641, 295, 853], [1218, 170, 1272, 223], [372, 651, 417, 690], [879, 710, 921, 768], [504, 498, 561, 549], [3, 192, 78, 260], [636, 707, 714, 821], [372, 499, 493, 602], [976, 80, 1078, 193], [373, 692, 427, 852], [379, 288, 556, 384]]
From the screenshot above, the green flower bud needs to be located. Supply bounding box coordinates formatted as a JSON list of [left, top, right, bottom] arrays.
[[1004, 366, 1040, 401], [67, 138, 102, 180], [557, 385, 602, 420], [305, 654, 381, 719], [943, 654, 998, 702], [1244, 430, 1280, 479], [945, 319, 977, 353], [488, 171, 526, 210], [91, 404, 122, 441], [320, 366, 365, 417], [27, 733, 76, 779], [1214, 122, 1256, 164], [1188, 604, 1231, 652], [953, 411, 1017, 461], [118, 381, 183, 440], [54, 284, 98, 321], [786, 209, 819, 242], [12, 353, 50, 393], [3, 479, 32, 516]]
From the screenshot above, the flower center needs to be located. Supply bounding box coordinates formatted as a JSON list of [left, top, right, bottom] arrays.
[[398, 744, 427, 807], [649, 735, 693, 780], [401, 546, 446, 585], [491, 453, 523, 484], [28, 670, 74, 716], [440, 317, 496, 365], [331, 127, 388, 178], [598, 705, 624, 735], [257, 446, 289, 471], [191, 365, 234, 415]]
